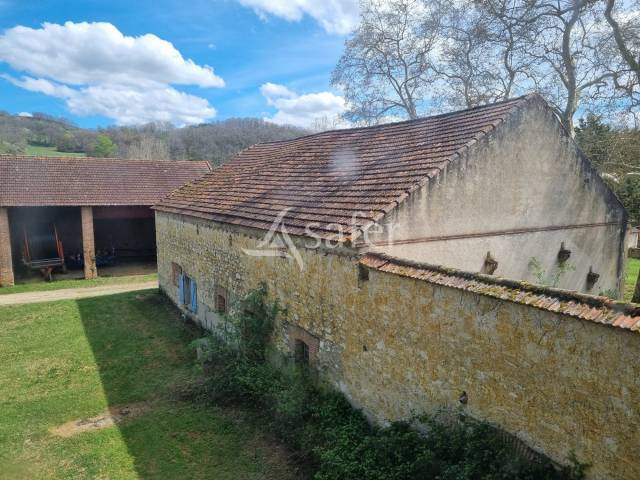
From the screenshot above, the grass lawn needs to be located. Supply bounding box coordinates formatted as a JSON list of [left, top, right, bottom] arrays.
[[0, 273, 158, 296], [0, 290, 295, 479], [25, 145, 86, 157], [624, 257, 640, 301]]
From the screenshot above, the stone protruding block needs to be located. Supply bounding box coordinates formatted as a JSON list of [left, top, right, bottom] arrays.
[[0, 207, 14, 287], [81, 206, 97, 280]]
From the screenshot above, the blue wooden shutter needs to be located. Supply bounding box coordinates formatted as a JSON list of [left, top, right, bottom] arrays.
[[190, 279, 198, 313], [178, 272, 185, 305]]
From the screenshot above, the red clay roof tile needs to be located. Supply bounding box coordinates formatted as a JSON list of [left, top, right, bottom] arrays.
[[0, 155, 211, 207], [156, 95, 536, 238]]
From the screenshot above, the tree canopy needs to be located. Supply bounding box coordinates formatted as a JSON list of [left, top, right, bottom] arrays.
[[576, 114, 640, 222], [333, 0, 640, 133], [0, 112, 307, 166]]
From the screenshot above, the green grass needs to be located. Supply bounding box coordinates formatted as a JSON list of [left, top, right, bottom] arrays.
[[624, 257, 640, 302], [0, 273, 158, 295], [25, 145, 86, 157], [0, 290, 294, 479]]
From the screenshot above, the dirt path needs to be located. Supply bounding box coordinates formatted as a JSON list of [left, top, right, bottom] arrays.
[[50, 401, 154, 438], [0, 281, 158, 306]]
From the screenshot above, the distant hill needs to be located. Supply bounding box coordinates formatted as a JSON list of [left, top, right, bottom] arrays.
[[102, 118, 309, 166], [0, 111, 88, 155], [0, 111, 308, 165]]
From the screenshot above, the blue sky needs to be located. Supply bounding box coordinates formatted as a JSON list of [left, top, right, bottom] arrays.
[[0, 0, 356, 128]]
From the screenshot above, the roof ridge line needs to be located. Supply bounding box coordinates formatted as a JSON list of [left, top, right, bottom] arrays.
[[251, 93, 536, 147], [0, 154, 211, 165]]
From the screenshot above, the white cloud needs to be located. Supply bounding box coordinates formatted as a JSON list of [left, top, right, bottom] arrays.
[[17, 111, 32, 117], [67, 84, 216, 126], [238, 0, 359, 34], [261, 82, 297, 100], [0, 22, 224, 87], [4, 75, 216, 126], [2, 75, 74, 97], [0, 22, 223, 125], [260, 82, 347, 129]]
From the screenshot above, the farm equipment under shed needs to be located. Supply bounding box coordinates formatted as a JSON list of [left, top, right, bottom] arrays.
[[21, 224, 66, 281], [66, 248, 116, 270]]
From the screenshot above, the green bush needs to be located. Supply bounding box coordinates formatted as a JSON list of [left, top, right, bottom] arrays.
[[193, 285, 586, 480]]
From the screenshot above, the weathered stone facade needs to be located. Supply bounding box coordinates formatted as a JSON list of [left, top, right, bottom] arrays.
[[157, 211, 640, 480]]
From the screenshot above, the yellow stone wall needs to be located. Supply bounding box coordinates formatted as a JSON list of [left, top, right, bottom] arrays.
[[156, 211, 640, 480]]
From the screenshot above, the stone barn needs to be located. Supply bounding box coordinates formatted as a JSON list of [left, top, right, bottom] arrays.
[[156, 93, 627, 299], [0, 155, 210, 286], [153, 94, 638, 479]]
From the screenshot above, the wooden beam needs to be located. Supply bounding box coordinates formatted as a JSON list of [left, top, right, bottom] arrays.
[[0, 208, 14, 287], [81, 206, 97, 280]]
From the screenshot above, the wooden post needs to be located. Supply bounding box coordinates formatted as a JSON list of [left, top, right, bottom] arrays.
[[81, 206, 97, 280], [0, 207, 14, 287]]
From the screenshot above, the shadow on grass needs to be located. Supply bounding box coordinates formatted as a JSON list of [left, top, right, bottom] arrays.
[[74, 289, 290, 479]]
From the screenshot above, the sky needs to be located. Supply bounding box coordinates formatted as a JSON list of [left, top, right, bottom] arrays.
[[0, 0, 359, 129]]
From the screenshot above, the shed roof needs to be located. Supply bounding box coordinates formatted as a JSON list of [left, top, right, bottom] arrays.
[[155, 94, 538, 239], [0, 155, 211, 207]]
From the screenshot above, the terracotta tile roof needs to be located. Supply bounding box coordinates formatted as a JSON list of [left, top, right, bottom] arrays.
[[156, 94, 539, 239], [0, 155, 211, 207], [361, 253, 640, 332]]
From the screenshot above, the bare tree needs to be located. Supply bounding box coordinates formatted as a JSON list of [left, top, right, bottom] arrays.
[[603, 0, 640, 109], [436, 1, 538, 109], [443, 0, 619, 134], [334, 0, 628, 134], [332, 0, 443, 123], [122, 135, 170, 160], [437, 7, 495, 109], [476, 0, 613, 134], [312, 115, 347, 132]]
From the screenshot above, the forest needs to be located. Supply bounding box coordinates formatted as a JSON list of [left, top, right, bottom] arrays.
[[0, 111, 307, 166]]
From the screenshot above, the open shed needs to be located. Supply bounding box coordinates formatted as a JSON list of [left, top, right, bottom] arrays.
[[0, 155, 210, 286]]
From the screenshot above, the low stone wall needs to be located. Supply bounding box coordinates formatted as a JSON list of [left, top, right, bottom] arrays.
[[156, 211, 640, 480]]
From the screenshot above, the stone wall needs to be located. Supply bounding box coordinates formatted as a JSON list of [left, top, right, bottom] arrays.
[[156, 210, 640, 480]]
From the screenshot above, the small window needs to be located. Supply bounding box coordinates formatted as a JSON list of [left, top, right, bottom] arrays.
[[215, 286, 228, 314], [358, 264, 369, 285], [172, 262, 182, 286], [294, 339, 310, 365], [287, 325, 319, 365], [216, 293, 227, 314]]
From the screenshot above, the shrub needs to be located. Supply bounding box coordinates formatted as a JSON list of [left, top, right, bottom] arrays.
[[192, 285, 586, 480]]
